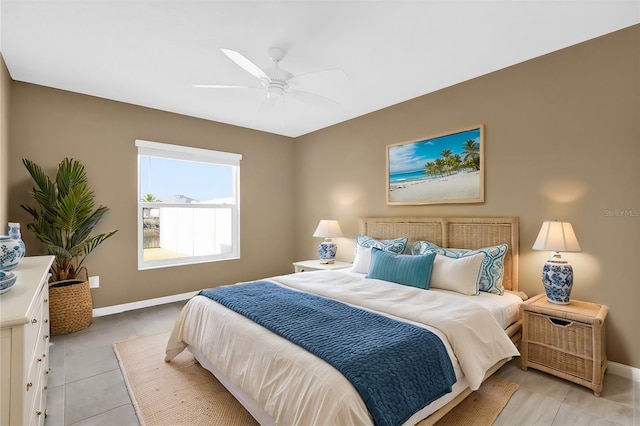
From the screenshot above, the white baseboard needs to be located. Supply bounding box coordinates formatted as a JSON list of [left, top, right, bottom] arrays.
[[92, 290, 198, 317], [608, 361, 640, 382], [93, 292, 640, 383]]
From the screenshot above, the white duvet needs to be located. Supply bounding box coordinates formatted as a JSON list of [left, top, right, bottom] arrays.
[[165, 270, 520, 425]]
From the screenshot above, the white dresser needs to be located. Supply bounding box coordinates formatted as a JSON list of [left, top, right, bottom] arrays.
[[0, 256, 54, 426]]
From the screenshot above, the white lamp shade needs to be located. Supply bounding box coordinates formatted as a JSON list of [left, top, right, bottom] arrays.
[[313, 220, 343, 239], [532, 221, 581, 252]]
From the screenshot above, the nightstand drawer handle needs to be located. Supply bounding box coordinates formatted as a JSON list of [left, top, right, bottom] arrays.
[[549, 318, 572, 327]]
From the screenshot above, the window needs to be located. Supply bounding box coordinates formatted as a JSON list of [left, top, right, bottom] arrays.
[[136, 140, 241, 270]]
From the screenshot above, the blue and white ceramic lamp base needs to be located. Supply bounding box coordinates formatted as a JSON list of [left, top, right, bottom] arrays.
[[318, 241, 337, 264], [542, 256, 574, 305]]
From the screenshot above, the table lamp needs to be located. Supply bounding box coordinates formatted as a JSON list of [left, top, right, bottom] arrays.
[[313, 220, 343, 264], [532, 220, 581, 304]]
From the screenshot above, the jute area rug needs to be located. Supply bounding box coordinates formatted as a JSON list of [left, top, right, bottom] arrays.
[[114, 332, 518, 426]]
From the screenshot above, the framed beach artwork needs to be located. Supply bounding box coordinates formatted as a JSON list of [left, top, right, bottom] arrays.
[[387, 125, 484, 205]]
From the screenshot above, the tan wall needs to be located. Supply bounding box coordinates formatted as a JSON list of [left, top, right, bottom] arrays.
[[8, 84, 296, 308], [296, 25, 640, 368], [0, 54, 11, 227], [5, 26, 639, 368]]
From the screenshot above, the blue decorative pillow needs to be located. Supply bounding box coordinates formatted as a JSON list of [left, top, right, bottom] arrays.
[[412, 241, 508, 295], [356, 235, 408, 254], [411, 241, 437, 256], [366, 247, 436, 289]]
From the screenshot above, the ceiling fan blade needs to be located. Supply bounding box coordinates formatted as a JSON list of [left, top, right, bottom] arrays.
[[287, 68, 348, 88], [287, 89, 339, 108], [221, 48, 270, 83], [192, 84, 254, 89]]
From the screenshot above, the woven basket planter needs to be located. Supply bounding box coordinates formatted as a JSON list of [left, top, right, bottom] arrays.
[[49, 279, 93, 335]]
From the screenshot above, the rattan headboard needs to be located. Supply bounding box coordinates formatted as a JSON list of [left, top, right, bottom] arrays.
[[359, 217, 519, 292]]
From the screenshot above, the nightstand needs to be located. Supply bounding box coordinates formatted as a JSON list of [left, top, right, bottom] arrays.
[[520, 293, 608, 396], [293, 259, 352, 273]]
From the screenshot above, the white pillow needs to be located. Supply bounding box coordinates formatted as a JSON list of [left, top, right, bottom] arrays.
[[413, 241, 508, 295], [430, 253, 484, 295], [352, 245, 373, 274]]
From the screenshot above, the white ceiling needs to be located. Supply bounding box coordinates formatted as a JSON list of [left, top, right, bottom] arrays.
[[1, 1, 638, 138]]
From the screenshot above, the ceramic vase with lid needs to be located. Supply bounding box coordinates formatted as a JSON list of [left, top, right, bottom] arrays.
[[0, 223, 26, 271]]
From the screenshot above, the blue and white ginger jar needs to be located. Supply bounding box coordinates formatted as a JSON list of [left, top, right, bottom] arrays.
[[1, 223, 26, 271]]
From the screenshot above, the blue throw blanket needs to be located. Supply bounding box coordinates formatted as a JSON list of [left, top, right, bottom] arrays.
[[200, 281, 456, 426]]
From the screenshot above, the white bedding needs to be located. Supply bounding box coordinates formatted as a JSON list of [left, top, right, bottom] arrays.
[[340, 268, 523, 329], [166, 270, 521, 425]]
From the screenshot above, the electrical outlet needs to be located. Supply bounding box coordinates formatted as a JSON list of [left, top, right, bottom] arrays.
[[89, 276, 100, 288]]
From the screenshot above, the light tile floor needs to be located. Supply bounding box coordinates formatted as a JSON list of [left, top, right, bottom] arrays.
[[44, 302, 638, 425]]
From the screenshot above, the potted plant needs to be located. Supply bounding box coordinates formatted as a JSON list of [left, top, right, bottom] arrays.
[[21, 158, 117, 334]]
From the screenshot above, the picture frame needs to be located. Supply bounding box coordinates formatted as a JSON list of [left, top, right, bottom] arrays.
[[387, 125, 484, 205]]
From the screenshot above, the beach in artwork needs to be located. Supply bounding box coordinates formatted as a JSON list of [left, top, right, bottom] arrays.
[[387, 126, 483, 204], [388, 170, 481, 203]]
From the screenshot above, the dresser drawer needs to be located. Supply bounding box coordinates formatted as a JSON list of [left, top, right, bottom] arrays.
[[24, 303, 49, 424], [27, 340, 49, 426], [26, 325, 49, 393], [27, 371, 46, 426], [24, 294, 45, 365]]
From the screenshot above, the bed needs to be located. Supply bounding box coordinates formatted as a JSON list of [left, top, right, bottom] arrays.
[[165, 216, 524, 425]]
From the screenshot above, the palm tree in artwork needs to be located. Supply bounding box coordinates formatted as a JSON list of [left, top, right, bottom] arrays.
[[425, 162, 438, 178], [424, 146, 476, 177], [449, 154, 462, 173], [440, 150, 453, 175], [462, 140, 480, 170], [434, 158, 447, 177]]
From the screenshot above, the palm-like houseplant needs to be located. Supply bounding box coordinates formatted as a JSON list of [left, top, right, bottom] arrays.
[[21, 157, 117, 334]]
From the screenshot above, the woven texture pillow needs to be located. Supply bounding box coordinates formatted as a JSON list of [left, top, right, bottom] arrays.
[[412, 241, 508, 295], [366, 247, 435, 289]]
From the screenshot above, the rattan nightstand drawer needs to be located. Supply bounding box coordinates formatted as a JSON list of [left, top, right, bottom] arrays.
[[526, 312, 594, 358], [527, 341, 594, 381], [520, 294, 608, 396]]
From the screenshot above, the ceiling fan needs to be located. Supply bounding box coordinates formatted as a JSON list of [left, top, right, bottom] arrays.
[[194, 47, 347, 110]]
